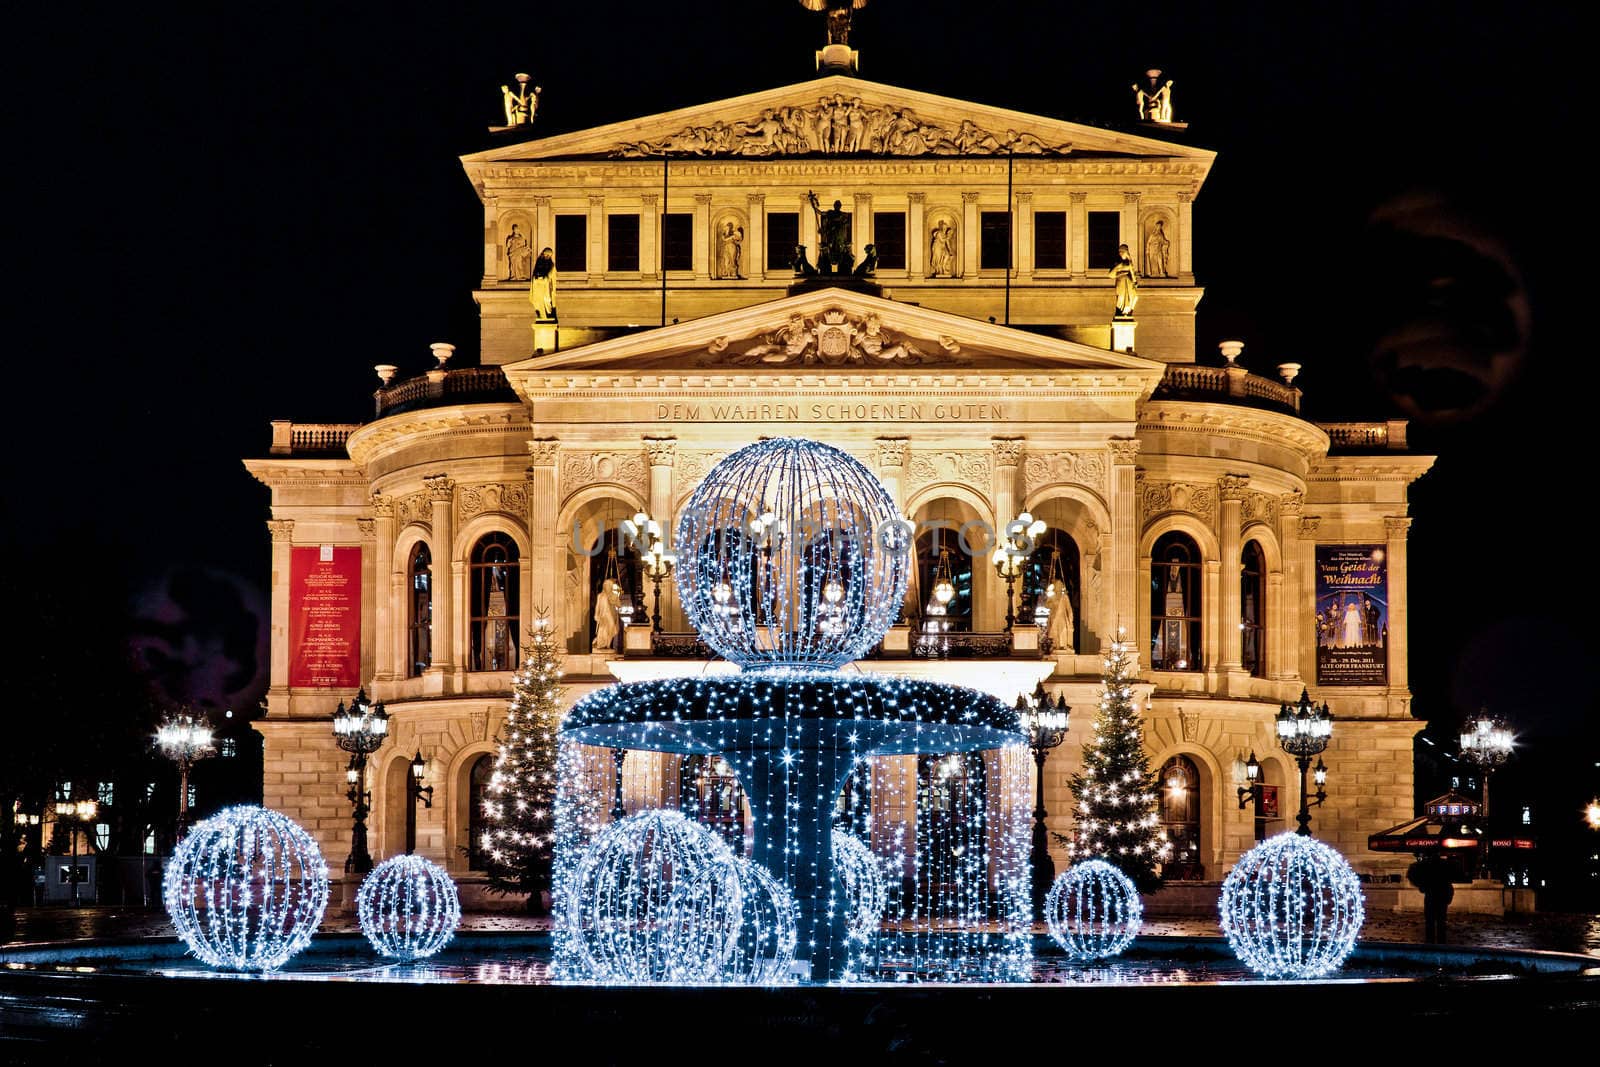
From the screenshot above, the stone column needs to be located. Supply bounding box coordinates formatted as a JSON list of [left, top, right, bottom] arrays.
[[1121, 192, 1141, 256], [640, 193, 660, 279], [1385, 516, 1412, 698], [875, 438, 912, 635], [1177, 191, 1194, 278], [991, 437, 1024, 632], [1297, 515, 1322, 683], [1069, 192, 1088, 277], [1218, 474, 1248, 673], [1107, 439, 1141, 654], [907, 193, 926, 278], [481, 199, 499, 286], [533, 197, 551, 258], [961, 192, 981, 278], [372, 497, 396, 681], [587, 195, 605, 277], [644, 437, 678, 629], [746, 193, 765, 282], [267, 519, 294, 709], [424, 474, 457, 678], [853, 193, 872, 261], [1014, 191, 1033, 282], [1277, 491, 1304, 680], [799, 194, 817, 263], [693, 195, 713, 280], [358, 518, 377, 685], [528, 440, 560, 638]]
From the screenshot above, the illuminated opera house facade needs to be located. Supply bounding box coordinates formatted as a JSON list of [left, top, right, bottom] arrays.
[[244, 67, 1433, 896]]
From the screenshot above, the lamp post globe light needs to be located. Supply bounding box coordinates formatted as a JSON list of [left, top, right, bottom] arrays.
[[993, 512, 1045, 630], [1458, 708, 1513, 877], [1276, 688, 1332, 837], [628, 511, 677, 634], [1016, 681, 1070, 920], [332, 688, 389, 874], [155, 708, 216, 839], [405, 750, 434, 855], [53, 789, 99, 907]]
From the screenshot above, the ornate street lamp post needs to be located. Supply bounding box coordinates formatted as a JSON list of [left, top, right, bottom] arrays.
[[1458, 708, 1513, 877], [155, 709, 215, 839], [1276, 688, 1332, 837], [53, 789, 98, 907], [993, 512, 1045, 630], [405, 750, 434, 855], [1235, 751, 1265, 842], [1016, 681, 1070, 920], [332, 688, 389, 874]]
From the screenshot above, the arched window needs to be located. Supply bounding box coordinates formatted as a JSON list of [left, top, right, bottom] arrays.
[[680, 755, 747, 854], [915, 529, 972, 632], [915, 753, 987, 917], [1151, 532, 1201, 671], [467, 754, 494, 871], [1159, 755, 1203, 880], [1022, 529, 1080, 653], [1241, 540, 1266, 678], [470, 533, 520, 671], [407, 542, 432, 678]]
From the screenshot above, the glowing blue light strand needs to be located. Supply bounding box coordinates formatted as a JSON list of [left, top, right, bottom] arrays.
[[1219, 832, 1364, 978], [1045, 859, 1142, 960], [725, 856, 799, 984], [163, 805, 329, 971], [832, 827, 886, 943], [357, 854, 461, 961]]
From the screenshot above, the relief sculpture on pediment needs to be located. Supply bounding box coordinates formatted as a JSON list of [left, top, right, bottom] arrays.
[[700, 307, 963, 367]]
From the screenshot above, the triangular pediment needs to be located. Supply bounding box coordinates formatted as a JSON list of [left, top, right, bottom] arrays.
[[464, 75, 1212, 166], [503, 288, 1166, 382]]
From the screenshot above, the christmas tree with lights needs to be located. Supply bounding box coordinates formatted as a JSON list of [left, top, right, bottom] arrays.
[[482, 616, 564, 914], [1067, 629, 1169, 892]]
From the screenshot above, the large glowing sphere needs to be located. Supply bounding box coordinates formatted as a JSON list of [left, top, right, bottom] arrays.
[[163, 805, 329, 971], [566, 810, 743, 984], [725, 857, 799, 985], [1219, 832, 1365, 978], [1045, 860, 1142, 960], [674, 437, 910, 670], [357, 854, 462, 961], [832, 828, 887, 943]]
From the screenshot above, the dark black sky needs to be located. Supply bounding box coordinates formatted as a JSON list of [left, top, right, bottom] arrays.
[[7, 2, 1595, 745]]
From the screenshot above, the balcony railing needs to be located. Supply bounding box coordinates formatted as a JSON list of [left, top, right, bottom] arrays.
[[269, 421, 360, 456], [911, 630, 1014, 659], [1151, 364, 1301, 413], [374, 365, 517, 418], [1319, 420, 1409, 451]]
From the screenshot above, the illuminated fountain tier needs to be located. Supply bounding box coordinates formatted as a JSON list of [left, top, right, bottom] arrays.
[[559, 438, 1024, 981]]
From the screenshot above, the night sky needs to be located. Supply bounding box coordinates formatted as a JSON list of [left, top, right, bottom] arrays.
[[8, 5, 1593, 785]]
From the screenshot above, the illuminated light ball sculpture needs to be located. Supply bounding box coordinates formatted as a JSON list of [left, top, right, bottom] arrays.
[[725, 857, 799, 985], [1219, 832, 1365, 978], [163, 805, 329, 971], [357, 854, 462, 961], [675, 436, 911, 670], [1044, 860, 1143, 960], [831, 828, 887, 943], [567, 810, 743, 983]]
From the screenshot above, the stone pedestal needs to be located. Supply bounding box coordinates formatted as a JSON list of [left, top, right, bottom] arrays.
[[1010, 627, 1040, 653], [882, 624, 911, 654], [532, 321, 558, 355], [623, 625, 652, 654], [1111, 317, 1136, 353]]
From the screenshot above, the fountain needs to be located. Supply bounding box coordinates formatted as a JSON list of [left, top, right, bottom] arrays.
[[555, 437, 1028, 981]]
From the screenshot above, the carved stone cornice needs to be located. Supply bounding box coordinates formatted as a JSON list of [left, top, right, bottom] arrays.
[[1218, 474, 1250, 501], [242, 459, 367, 490], [1141, 480, 1216, 525], [991, 437, 1024, 467], [1107, 438, 1142, 464], [370, 494, 395, 518], [1140, 402, 1330, 456], [458, 482, 530, 519], [875, 437, 909, 469], [357, 519, 377, 539], [561, 451, 649, 501], [905, 450, 993, 497], [644, 437, 678, 467], [960, 191, 982, 204], [478, 160, 1212, 185], [1384, 516, 1413, 536], [1022, 451, 1108, 497], [423, 474, 456, 502], [344, 405, 529, 469], [1299, 516, 1323, 537], [267, 520, 295, 542]]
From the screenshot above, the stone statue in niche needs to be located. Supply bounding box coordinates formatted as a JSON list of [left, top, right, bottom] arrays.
[[504, 224, 532, 281], [1046, 584, 1075, 654], [529, 247, 556, 321], [715, 221, 744, 279], [807, 191, 853, 273], [592, 579, 622, 654], [929, 219, 957, 278], [1110, 244, 1139, 317], [1144, 220, 1171, 279]]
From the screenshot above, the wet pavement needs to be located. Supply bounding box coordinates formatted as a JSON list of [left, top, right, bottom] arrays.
[[4, 905, 1598, 957]]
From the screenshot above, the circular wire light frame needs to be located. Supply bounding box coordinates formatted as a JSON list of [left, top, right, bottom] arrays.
[[1218, 832, 1365, 979]]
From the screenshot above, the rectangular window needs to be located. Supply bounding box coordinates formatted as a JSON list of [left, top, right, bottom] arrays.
[[554, 214, 587, 272], [979, 211, 1012, 271], [1087, 211, 1122, 270], [873, 211, 906, 269], [96, 781, 115, 807], [661, 213, 693, 272], [607, 214, 640, 272], [766, 212, 799, 271], [221, 738, 238, 759], [1034, 210, 1067, 270]]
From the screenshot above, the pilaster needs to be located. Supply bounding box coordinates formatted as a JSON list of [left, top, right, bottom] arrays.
[[587, 195, 604, 277], [1107, 438, 1140, 652], [528, 440, 560, 634], [692, 194, 713, 280], [424, 474, 457, 680], [853, 193, 872, 259], [640, 193, 660, 279], [961, 192, 980, 278], [1069, 192, 1088, 278], [1277, 491, 1304, 681], [1177, 191, 1194, 279], [372, 497, 396, 681], [1297, 516, 1322, 683], [991, 437, 1023, 632], [1014, 191, 1033, 282], [907, 193, 926, 278], [267, 519, 294, 709], [532, 197, 551, 265], [746, 193, 765, 282], [1385, 516, 1412, 701], [644, 436, 679, 628], [358, 517, 377, 686], [1218, 474, 1248, 674], [1121, 191, 1141, 255]]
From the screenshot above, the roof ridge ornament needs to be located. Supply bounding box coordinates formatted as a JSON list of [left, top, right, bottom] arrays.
[[799, 0, 869, 73]]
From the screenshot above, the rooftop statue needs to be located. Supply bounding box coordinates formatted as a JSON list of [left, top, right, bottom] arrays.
[[798, 0, 870, 46]]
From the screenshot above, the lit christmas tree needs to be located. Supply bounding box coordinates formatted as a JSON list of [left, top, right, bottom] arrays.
[[1067, 629, 1169, 892], [482, 616, 563, 914]]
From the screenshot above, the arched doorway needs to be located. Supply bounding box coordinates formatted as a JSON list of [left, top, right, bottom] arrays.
[[1021, 529, 1080, 653], [1159, 754, 1203, 879], [586, 527, 644, 652], [467, 753, 494, 871]]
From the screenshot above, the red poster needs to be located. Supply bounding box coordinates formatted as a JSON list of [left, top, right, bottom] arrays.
[[289, 545, 362, 688]]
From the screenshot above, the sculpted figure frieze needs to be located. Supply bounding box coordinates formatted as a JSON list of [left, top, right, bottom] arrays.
[[700, 307, 963, 367], [612, 97, 1071, 158]]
